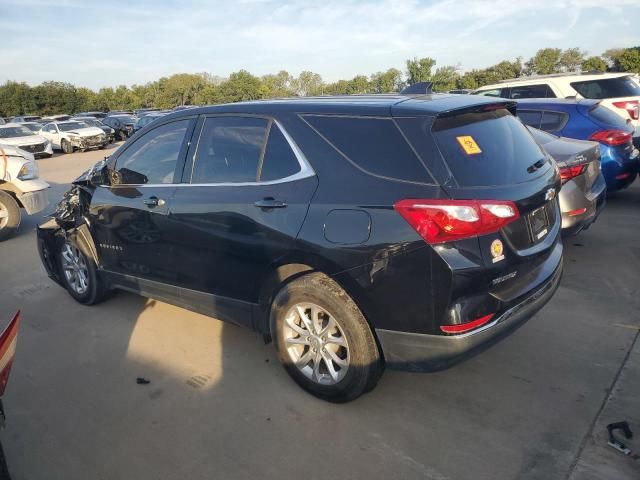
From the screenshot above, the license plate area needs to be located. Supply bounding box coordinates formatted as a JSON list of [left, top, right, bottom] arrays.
[[527, 205, 549, 241]]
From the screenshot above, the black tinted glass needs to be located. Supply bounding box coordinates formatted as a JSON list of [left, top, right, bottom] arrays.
[[115, 119, 189, 184], [509, 84, 556, 99], [260, 125, 301, 181], [191, 116, 268, 183], [431, 108, 550, 186], [570, 76, 640, 99], [518, 110, 543, 128], [588, 104, 629, 128], [477, 89, 503, 97], [304, 116, 431, 183], [540, 111, 568, 132]]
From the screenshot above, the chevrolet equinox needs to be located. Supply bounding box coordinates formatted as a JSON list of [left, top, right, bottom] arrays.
[[37, 94, 563, 402]]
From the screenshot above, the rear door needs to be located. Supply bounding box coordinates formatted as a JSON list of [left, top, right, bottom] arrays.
[[168, 115, 318, 327]]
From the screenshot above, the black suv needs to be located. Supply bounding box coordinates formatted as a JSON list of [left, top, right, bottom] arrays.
[[102, 114, 137, 141], [37, 94, 563, 402]]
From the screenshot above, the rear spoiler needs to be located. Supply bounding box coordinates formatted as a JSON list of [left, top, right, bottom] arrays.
[[436, 101, 518, 118]]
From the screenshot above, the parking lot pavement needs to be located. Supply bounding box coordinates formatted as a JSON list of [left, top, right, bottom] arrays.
[[0, 147, 639, 480]]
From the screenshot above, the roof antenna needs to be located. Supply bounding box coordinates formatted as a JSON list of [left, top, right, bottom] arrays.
[[401, 82, 433, 95]]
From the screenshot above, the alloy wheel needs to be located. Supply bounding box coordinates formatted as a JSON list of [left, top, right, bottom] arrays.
[[283, 302, 350, 385], [61, 242, 90, 295], [0, 202, 7, 230]]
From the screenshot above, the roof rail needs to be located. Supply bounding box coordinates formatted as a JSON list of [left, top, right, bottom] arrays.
[[496, 71, 621, 84], [401, 82, 433, 95]]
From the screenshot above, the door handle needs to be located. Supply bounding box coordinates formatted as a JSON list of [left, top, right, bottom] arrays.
[[143, 196, 165, 208], [254, 198, 288, 209]]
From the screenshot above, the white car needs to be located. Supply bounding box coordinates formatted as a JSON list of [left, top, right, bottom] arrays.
[[473, 73, 640, 130], [39, 121, 107, 154], [0, 123, 53, 159], [0, 144, 49, 241]]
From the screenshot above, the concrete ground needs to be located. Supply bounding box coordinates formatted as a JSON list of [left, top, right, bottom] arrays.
[[0, 145, 639, 480]]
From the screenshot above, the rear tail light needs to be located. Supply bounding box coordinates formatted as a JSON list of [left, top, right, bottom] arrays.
[[589, 129, 633, 146], [440, 313, 495, 334], [394, 199, 520, 244], [559, 165, 586, 183], [0, 311, 20, 397], [616, 172, 632, 180], [612, 100, 639, 120]]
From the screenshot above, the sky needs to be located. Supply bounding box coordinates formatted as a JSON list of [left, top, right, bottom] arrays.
[[0, 0, 639, 90]]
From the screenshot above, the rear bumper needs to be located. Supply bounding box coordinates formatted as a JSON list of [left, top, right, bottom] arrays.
[[376, 259, 563, 372], [560, 174, 606, 236]]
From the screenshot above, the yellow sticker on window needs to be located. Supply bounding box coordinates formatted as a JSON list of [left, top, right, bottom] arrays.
[[456, 136, 482, 155]]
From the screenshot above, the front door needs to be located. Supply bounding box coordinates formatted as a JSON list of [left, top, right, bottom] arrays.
[[169, 115, 318, 327], [89, 117, 195, 288]]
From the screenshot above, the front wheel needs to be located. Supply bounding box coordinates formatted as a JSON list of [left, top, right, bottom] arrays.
[[61, 139, 73, 154], [58, 239, 106, 305], [271, 273, 383, 402], [0, 191, 20, 241]]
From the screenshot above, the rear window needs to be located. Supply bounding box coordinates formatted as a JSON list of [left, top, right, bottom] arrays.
[[570, 76, 640, 99], [303, 115, 432, 183], [588, 104, 629, 128], [430, 108, 550, 187]]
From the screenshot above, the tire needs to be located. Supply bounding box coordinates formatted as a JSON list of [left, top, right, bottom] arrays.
[[271, 273, 383, 402], [57, 238, 106, 305], [61, 139, 73, 154], [0, 191, 20, 242]]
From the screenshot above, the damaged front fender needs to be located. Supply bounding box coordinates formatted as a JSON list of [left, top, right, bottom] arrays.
[[38, 160, 106, 286]]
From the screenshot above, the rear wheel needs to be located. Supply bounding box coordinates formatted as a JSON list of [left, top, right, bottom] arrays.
[[0, 191, 20, 242], [271, 273, 382, 402], [61, 139, 73, 154], [58, 239, 105, 304]]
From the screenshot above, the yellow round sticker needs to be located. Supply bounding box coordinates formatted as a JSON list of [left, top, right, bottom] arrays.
[[490, 239, 504, 262]]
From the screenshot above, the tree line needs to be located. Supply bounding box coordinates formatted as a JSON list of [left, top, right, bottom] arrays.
[[1, 47, 638, 117]]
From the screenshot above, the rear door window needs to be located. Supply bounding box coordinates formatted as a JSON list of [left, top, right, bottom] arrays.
[[539, 111, 568, 132], [518, 110, 543, 128], [303, 115, 432, 183], [190, 116, 268, 183], [429, 108, 550, 187], [509, 84, 556, 99], [570, 76, 640, 99]]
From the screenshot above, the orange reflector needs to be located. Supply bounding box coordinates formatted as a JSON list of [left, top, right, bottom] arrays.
[[567, 208, 587, 217]]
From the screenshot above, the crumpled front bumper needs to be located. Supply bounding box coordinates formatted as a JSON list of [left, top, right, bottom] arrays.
[[69, 136, 107, 149]]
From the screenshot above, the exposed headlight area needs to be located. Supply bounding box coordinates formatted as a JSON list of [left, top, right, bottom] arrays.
[[17, 159, 39, 180]]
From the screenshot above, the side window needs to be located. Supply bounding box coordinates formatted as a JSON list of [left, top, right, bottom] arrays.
[[47, 124, 57, 133], [477, 89, 503, 97], [191, 116, 268, 183], [540, 111, 568, 132], [518, 110, 543, 129], [303, 115, 431, 183], [114, 119, 189, 185], [260, 124, 301, 181], [509, 84, 556, 99]]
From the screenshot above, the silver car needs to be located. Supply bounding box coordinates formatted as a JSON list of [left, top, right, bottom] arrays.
[[529, 127, 607, 236]]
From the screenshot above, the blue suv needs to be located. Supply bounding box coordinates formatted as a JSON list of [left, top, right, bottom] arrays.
[[516, 99, 639, 192]]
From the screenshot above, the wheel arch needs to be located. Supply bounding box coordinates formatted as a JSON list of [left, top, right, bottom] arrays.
[[256, 254, 382, 359]]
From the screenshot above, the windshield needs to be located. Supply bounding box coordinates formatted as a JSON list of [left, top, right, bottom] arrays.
[[23, 124, 42, 132], [526, 126, 559, 145], [79, 119, 100, 127], [571, 76, 640, 99], [113, 115, 136, 123], [588, 104, 631, 128], [58, 122, 86, 132], [0, 126, 35, 138]]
